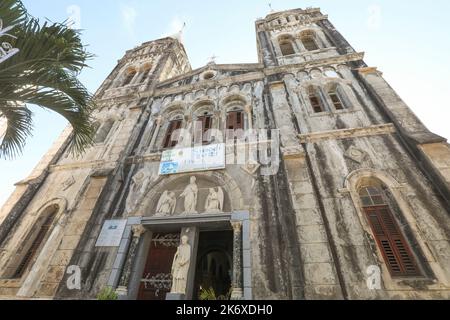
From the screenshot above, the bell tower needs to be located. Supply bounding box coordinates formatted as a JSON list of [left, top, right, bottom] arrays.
[[95, 37, 192, 100], [256, 8, 356, 67]]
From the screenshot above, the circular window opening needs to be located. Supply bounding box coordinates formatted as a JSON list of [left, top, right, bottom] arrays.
[[203, 72, 216, 80]]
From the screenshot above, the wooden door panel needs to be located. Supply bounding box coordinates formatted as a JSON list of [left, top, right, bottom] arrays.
[[138, 234, 179, 300]]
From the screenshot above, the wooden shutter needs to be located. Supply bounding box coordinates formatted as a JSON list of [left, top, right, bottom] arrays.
[[302, 36, 319, 51], [280, 41, 295, 56], [226, 111, 244, 130], [163, 120, 182, 149], [226, 111, 244, 141], [14, 212, 56, 278], [329, 92, 344, 110], [197, 115, 212, 144], [309, 95, 323, 113], [365, 206, 421, 277]]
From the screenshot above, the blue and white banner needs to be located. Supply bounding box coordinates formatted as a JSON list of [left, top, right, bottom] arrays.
[[159, 143, 226, 175]]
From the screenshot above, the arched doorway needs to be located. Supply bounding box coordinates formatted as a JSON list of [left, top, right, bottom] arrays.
[[194, 231, 233, 299]]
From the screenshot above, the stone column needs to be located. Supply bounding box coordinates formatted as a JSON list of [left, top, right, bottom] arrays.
[[231, 220, 244, 300], [148, 116, 163, 152], [116, 225, 147, 296]]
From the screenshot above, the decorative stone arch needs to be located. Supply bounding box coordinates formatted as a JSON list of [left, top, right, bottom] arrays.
[[0, 197, 68, 280], [323, 78, 357, 110], [342, 169, 449, 287], [191, 99, 215, 118], [120, 65, 138, 86], [33, 198, 68, 222], [277, 33, 297, 56], [298, 81, 328, 114], [220, 94, 252, 130], [138, 171, 245, 216], [323, 66, 342, 79], [159, 102, 187, 121], [297, 27, 326, 51]]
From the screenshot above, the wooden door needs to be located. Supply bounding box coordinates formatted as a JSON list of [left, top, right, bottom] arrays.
[[138, 234, 179, 300]]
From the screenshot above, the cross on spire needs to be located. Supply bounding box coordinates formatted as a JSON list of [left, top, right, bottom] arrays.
[[207, 54, 218, 65], [268, 2, 275, 13]]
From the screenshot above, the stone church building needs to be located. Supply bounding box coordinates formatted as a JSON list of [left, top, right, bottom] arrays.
[[1, 7, 450, 300]]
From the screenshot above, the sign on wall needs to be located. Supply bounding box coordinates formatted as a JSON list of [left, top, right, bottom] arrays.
[[159, 143, 225, 175], [95, 220, 127, 247]]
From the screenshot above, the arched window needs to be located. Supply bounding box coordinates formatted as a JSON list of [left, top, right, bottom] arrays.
[[13, 205, 58, 279], [279, 36, 296, 56], [308, 87, 325, 113], [163, 117, 183, 149], [226, 110, 244, 131], [328, 85, 345, 110], [123, 70, 136, 86], [301, 31, 319, 51], [359, 183, 422, 277], [94, 119, 115, 144]]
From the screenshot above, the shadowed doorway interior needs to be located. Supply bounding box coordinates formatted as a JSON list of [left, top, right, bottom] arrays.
[[194, 230, 233, 300]]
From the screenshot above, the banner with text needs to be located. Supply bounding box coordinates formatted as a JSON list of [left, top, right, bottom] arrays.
[[159, 143, 226, 175]]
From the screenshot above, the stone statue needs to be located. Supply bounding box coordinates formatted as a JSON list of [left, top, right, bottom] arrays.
[[155, 191, 177, 216], [170, 235, 191, 295], [180, 176, 198, 214], [125, 168, 151, 214], [204, 187, 224, 213]]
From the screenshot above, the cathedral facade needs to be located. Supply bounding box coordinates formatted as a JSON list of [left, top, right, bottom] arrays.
[[1, 7, 450, 300]]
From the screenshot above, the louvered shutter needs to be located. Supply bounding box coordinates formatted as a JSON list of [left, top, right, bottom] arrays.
[[365, 206, 421, 277], [226, 111, 244, 141], [163, 120, 182, 149], [197, 116, 212, 144]]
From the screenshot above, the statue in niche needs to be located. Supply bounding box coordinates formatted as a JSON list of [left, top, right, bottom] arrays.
[[170, 235, 191, 295], [125, 168, 151, 214], [179, 176, 198, 214], [204, 187, 224, 213], [155, 191, 177, 216]]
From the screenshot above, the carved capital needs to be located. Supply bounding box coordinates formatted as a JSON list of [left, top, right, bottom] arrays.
[[231, 220, 243, 232], [132, 225, 147, 238]]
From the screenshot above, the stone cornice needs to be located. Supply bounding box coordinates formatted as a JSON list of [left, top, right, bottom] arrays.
[[298, 124, 396, 143], [266, 52, 365, 76], [49, 160, 116, 173], [153, 71, 266, 97], [260, 15, 329, 33], [93, 52, 364, 102]]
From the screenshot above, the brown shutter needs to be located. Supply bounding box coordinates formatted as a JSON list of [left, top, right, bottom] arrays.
[[163, 120, 182, 149], [329, 92, 344, 110], [310, 95, 323, 113], [202, 116, 212, 144], [14, 212, 56, 278], [365, 206, 421, 277], [194, 116, 211, 145]]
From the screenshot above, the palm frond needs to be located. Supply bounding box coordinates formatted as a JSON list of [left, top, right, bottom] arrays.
[[0, 104, 32, 159], [0, 0, 95, 158]]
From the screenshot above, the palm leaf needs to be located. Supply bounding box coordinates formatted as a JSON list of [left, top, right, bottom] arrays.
[[0, 0, 95, 159], [0, 104, 32, 159]]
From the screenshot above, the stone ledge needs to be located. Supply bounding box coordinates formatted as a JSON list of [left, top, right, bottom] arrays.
[[298, 124, 396, 143]]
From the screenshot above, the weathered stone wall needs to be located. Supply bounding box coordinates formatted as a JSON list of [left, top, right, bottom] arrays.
[[1, 8, 450, 300]]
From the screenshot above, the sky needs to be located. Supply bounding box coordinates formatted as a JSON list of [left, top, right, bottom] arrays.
[[1, 0, 450, 207]]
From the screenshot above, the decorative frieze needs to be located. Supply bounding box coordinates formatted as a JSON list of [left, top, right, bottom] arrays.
[[298, 124, 396, 143]]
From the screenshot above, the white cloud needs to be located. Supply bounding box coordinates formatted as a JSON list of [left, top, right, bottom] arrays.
[[120, 4, 138, 39]]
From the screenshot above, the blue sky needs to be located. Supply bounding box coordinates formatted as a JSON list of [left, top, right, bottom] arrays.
[[1, 0, 450, 206]]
